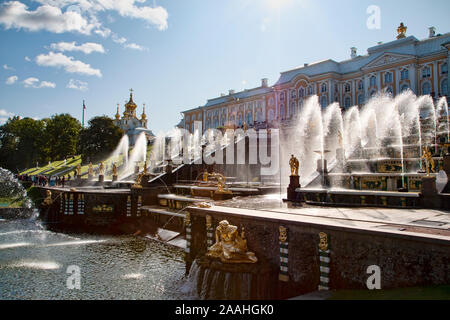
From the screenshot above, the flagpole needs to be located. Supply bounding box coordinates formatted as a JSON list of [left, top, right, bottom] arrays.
[[82, 100, 85, 128]]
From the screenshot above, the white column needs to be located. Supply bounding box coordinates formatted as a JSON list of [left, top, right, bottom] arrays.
[[377, 72, 382, 92], [395, 68, 400, 95], [433, 61, 439, 98]]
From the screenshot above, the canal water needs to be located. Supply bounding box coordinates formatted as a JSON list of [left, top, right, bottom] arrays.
[[0, 212, 192, 300]]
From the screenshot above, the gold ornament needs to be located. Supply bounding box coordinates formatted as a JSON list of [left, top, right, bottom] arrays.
[[319, 232, 329, 251], [88, 162, 93, 176], [99, 162, 104, 175], [206, 220, 257, 264], [421, 147, 435, 176], [205, 215, 212, 229], [185, 212, 191, 225], [42, 190, 53, 206], [112, 163, 118, 176], [279, 226, 288, 243], [397, 22, 407, 39]]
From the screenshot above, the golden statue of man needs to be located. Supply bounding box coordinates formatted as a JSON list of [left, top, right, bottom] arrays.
[[289, 154, 299, 176], [206, 220, 257, 264], [99, 162, 105, 175], [421, 147, 435, 176], [112, 163, 118, 176], [76, 164, 81, 176], [88, 162, 93, 175]]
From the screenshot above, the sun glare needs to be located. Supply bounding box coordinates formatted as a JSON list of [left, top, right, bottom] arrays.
[[266, 0, 292, 9]]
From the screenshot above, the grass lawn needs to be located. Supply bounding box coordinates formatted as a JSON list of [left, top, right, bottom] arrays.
[[328, 285, 450, 300]]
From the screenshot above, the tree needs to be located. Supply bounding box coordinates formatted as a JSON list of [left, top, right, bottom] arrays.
[[0, 117, 47, 171], [78, 116, 124, 163], [45, 114, 82, 160]]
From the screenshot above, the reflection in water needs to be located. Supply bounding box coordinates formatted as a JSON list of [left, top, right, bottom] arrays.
[[0, 217, 190, 300]]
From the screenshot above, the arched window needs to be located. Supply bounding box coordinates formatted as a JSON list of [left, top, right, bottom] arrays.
[[298, 99, 304, 110], [358, 80, 364, 90], [441, 79, 448, 95], [386, 86, 393, 95], [422, 82, 431, 95], [268, 97, 274, 106], [307, 86, 313, 95], [291, 90, 296, 99], [238, 114, 243, 126], [442, 63, 448, 74], [344, 83, 351, 93], [370, 76, 377, 87], [268, 109, 274, 122], [344, 96, 351, 109], [246, 112, 253, 125], [280, 104, 285, 120], [321, 83, 327, 93], [280, 92, 285, 101], [357, 94, 364, 106], [320, 96, 327, 108], [400, 84, 409, 93], [422, 66, 431, 78], [290, 101, 296, 116], [384, 72, 393, 83], [298, 87, 305, 98], [401, 69, 409, 80]]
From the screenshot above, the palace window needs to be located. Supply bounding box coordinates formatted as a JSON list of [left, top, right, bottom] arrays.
[[192, 114, 196, 121], [442, 63, 448, 75], [357, 94, 364, 106], [298, 87, 305, 98], [344, 96, 351, 109], [268, 97, 274, 106], [344, 83, 351, 93], [442, 79, 448, 95], [291, 90, 296, 99], [358, 80, 364, 90], [185, 115, 190, 122], [400, 84, 410, 93], [291, 102, 296, 116], [422, 66, 431, 78], [386, 86, 393, 95], [422, 82, 432, 95], [370, 90, 377, 98], [298, 99, 304, 110], [307, 86, 313, 95], [370, 76, 377, 87], [401, 69, 409, 80], [280, 104, 285, 120], [321, 83, 327, 93], [268, 109, 274, 122], [280, 92, 285, 101], [384, 72, 393, 84], [320, 95, 327, 108]]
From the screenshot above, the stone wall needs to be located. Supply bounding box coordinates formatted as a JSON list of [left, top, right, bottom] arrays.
[[187, 207, 450, 299]]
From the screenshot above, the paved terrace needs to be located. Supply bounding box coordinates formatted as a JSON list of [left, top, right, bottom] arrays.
[[208, 195, 450, 242]]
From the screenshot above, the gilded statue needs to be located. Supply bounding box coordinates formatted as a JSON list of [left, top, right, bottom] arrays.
[[289, 155, 299, 176], [206, 220, 257, 264], [205, 215, 212, 229], [203, 171, 209, 182], [99, 162, 105, 175], [319, 232, 329, 251], [88, 162, 93, 176], [397, 22, 407, 39], [132, 173, 144, 188], [41, 190, 53, 206], [76, 164, 81, 176], [279, 226, 288, 243], [112, 163, 118, 176], [185, 212, 191, 225], [421, 147, 435, 176]]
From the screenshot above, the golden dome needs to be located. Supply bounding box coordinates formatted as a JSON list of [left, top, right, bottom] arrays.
[[115, 104, 121, 120], [141, 104, 147, 120]]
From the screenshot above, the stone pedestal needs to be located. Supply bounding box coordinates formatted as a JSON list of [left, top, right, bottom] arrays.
[[98, 175, 104, 183], [88, 174, 93, 180], [287, 175, 303, 202], [112, 175, 118, 182], [421, 176, 441, 208]]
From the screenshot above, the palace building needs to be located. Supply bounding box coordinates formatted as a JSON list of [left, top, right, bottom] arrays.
[[181, 24, 449, 133], [114, 90, 154, 145]]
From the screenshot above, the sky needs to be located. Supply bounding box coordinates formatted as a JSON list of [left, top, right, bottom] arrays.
[[0, 0, 449, 133]]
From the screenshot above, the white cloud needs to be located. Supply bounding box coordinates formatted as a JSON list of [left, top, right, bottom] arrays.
[[35, 0, 169, 31], [0, 1, 97, 34], [23, 77, 56, 88], [50, 41, 105, 54], [25, 56, 31, 62], [0, 109, 15, 124], [124, 43, 146, 51], [3, 64, 14, 70], [66, 79, 88, 91], [6, 75, 18, 85], [112, 34, 127, 44], [36, 51, 102, 77]]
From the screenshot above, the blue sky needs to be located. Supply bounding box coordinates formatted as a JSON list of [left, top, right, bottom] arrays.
[[1, 0, 449, 133]]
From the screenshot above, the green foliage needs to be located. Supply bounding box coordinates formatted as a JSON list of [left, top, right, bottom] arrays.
[[0, 114, 81, 172], [78, 116, 124, 163]]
